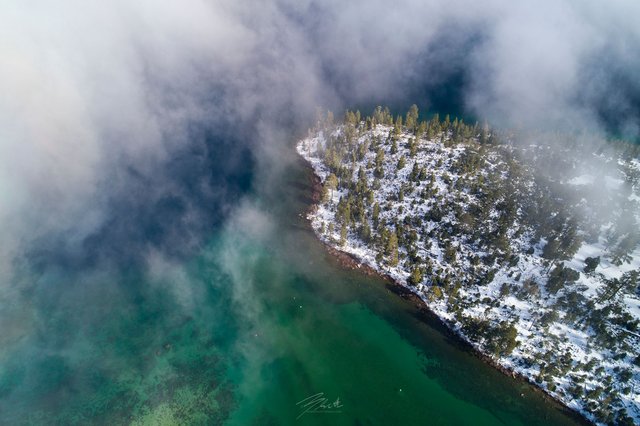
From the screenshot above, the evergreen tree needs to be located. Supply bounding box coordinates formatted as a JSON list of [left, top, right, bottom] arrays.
[[325, 173, 338, 201], [391, 139, 398, 154], [583, 256, 600, 274], [542, 237, 561, 260], [372, 202, 380, 227], [559, 220, 582, 259], [340, 223, 347, 246], [386, 231, 399, 266], [409, 266, 423, 286], [405, 104, 419, 130], [410, 162, 420, 181], [547, 264, 579, 294], [417, 120, 427, 137], [374, 148, 385, 178], [397, 156, 406, 170], [611, 231, 639, 266], [360, 221, 372, 243], [372, 106, 384, 125], [598, 270, 639, 303], [394, 115, 403, 135], [409, 138, 418, 157]]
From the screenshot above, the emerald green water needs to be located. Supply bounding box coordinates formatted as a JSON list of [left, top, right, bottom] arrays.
[[0, 145, 585, 425], [216, 152, 583, 426]]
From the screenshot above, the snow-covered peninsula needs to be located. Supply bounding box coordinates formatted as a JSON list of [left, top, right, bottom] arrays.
[[297, 107, 640, 425]]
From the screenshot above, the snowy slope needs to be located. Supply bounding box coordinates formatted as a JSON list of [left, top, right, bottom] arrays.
[[297, 122, 640, 425]]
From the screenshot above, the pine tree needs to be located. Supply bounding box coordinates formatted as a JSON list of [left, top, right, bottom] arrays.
[[410, 162, 420, 181], [356, 220, 369, 242], [583, 256, 600, 274], [598, 270, 639, 303], [405, 104, 419, 130], [391, 139, 398, 154], [542, 237, 561, 260], [386, 231, 399, 266], [394, 115, 403, 135], [397, 156, 406, 170], [409, 138, 418, 157], [409, 267, 423, 286], [374, 148, 385, 178], [417, 120, 427, 137], [372, 106, 383, 125], [372, 202, 380, 227]]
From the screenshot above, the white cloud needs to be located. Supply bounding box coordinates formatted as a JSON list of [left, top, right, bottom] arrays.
[[0, 0, 638, 279]]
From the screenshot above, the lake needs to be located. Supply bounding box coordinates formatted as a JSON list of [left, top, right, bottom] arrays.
[[0, 139, 586, 425]]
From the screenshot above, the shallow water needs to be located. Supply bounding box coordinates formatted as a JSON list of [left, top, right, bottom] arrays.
[[0, 144, 584, 425], [220, 152, 584, 426]]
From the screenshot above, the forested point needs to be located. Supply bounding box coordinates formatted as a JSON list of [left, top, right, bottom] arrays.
[[299, 105, 640, 425]]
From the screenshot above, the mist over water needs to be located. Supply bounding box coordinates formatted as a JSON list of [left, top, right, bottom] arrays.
[[2, 0, 639, 276], [0, 0, 638, 424], [0, 127, 586, 425]]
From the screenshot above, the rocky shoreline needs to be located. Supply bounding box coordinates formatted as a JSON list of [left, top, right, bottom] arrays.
[[301, 158, 593, 426]]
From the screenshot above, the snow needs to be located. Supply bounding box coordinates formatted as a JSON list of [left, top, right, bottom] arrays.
[[297, 123, 640, 425]]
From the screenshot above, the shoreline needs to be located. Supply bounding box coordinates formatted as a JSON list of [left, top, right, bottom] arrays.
[[300, 154, 593, 426]]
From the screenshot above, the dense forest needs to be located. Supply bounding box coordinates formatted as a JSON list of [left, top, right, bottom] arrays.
[[298, 106, 640, 425]]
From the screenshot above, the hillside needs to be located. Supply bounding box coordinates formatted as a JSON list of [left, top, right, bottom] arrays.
[[297, 107, 640, 425]]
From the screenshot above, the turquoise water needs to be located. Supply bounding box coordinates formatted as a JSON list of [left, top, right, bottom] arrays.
[[0, 144, 585, 425]]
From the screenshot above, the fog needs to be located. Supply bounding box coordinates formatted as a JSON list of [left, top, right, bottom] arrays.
[[1, 1, 638, 276], [0, 0, 639, 421]]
